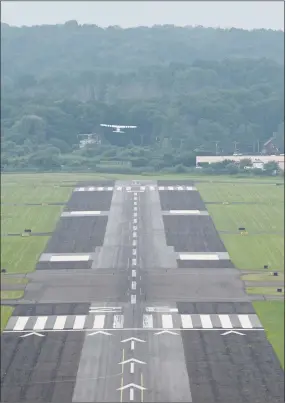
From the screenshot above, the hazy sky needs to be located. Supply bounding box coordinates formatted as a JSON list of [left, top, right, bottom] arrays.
[[1, 1, 284, 30]]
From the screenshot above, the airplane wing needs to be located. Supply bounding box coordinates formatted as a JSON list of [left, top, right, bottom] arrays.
[[101, 124, 137, 128], [119, 125, 137, 129]]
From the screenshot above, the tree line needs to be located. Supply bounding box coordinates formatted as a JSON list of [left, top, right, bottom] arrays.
[[1, 22, 284, 173]]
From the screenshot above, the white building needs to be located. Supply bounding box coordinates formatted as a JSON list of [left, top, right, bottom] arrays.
[[196, 155, 284, 171]]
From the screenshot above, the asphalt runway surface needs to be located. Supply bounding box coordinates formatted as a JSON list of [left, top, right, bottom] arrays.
[[1, 180, 284, 403]]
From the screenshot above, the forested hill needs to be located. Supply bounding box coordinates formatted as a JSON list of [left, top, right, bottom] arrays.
[[1, 22, 284, 172]]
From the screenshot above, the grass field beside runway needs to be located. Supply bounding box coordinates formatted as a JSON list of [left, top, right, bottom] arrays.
[[1, 236, 50, 273], [2, 172, 284, 186], [1, 276, 28, 285], [247, 287, 284, 296], [221, 234, 284, 271], [197, 182, 284, 271], [0, 306, 14, 331], [1, 183, 72, 203], [206, 203, 283, 233], [241, 272, 285, 282], [1, 290, 24, 299], [253, 301, 285, 368], [2, 205, 64, 233], [197, 182, 284, 203]]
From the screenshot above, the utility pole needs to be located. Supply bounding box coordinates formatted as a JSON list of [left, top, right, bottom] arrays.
[[233, 141, 239, 154], [214, 141, 220, 155]]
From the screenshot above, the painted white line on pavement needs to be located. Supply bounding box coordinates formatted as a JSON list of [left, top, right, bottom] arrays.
[[93, 315, 105, 329], [113, 315, 124, 329], [162, 315, 173, 329], [238, 315, 253, 329], [143, 314, 153, 328], [53, 315, 67, 330], [4, 328, 265, 334], [130, 362, 135, 374], [130, 388, 134, 401], [13, 316, 30, 330], [200, 315, 213, 329], [34, 316, 48, 330], [73, 315, 86, 329], [219, 315, 233, 329]]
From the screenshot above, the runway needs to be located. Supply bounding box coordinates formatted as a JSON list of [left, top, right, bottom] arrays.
[[1, 180, 284, 402]]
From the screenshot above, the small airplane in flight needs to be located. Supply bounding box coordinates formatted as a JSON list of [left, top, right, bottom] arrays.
[[100, 124, 137, 134]]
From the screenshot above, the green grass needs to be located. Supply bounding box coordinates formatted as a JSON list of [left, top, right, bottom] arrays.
[[1, 236, 49, 274], [1, 290, 24, 299], [1, 276, 28, 285], [197, 182, 284, 203], [197, 181, 284, 271], [1, 184, 72, 203], [207, 203, 283, 233], [2, 172, 283, 185], [222, 234, 284, 270], [247, 287, 284, 295], [1, 306, 14, 332], [241, 273, 284, 282], [2, 205, 63, 233], [253, 301, 285, 368]]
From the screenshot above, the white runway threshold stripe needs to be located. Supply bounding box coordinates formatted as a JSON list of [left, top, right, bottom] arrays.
[[49, 255, 90, 262], [169, 210, 201, 214], [69, 211, 101, 215], [34, 316, 48, 330], [5, 314, 263, 332], [179, 253, 220, 261]]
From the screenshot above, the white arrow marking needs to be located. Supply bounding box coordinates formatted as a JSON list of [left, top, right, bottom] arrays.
[[155, 330, 179, 336], [118, 358, 146, 365], [88, 331, 112, 336], [130, 387, 134, 400], [20, 332, 45, 338], [117, 383, 146, 391], [221, 330, 245, 336], [131, 340, 135, 350], [121, 337, 146, 343]]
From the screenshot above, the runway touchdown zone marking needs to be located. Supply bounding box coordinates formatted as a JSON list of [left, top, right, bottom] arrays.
[[5, 313, 263, 332]]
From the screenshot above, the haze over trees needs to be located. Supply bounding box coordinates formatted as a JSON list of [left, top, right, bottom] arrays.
[[1, 22, 284, 172]]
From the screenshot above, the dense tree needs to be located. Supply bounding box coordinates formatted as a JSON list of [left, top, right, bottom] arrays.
[[1, 22, 284, 172]]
